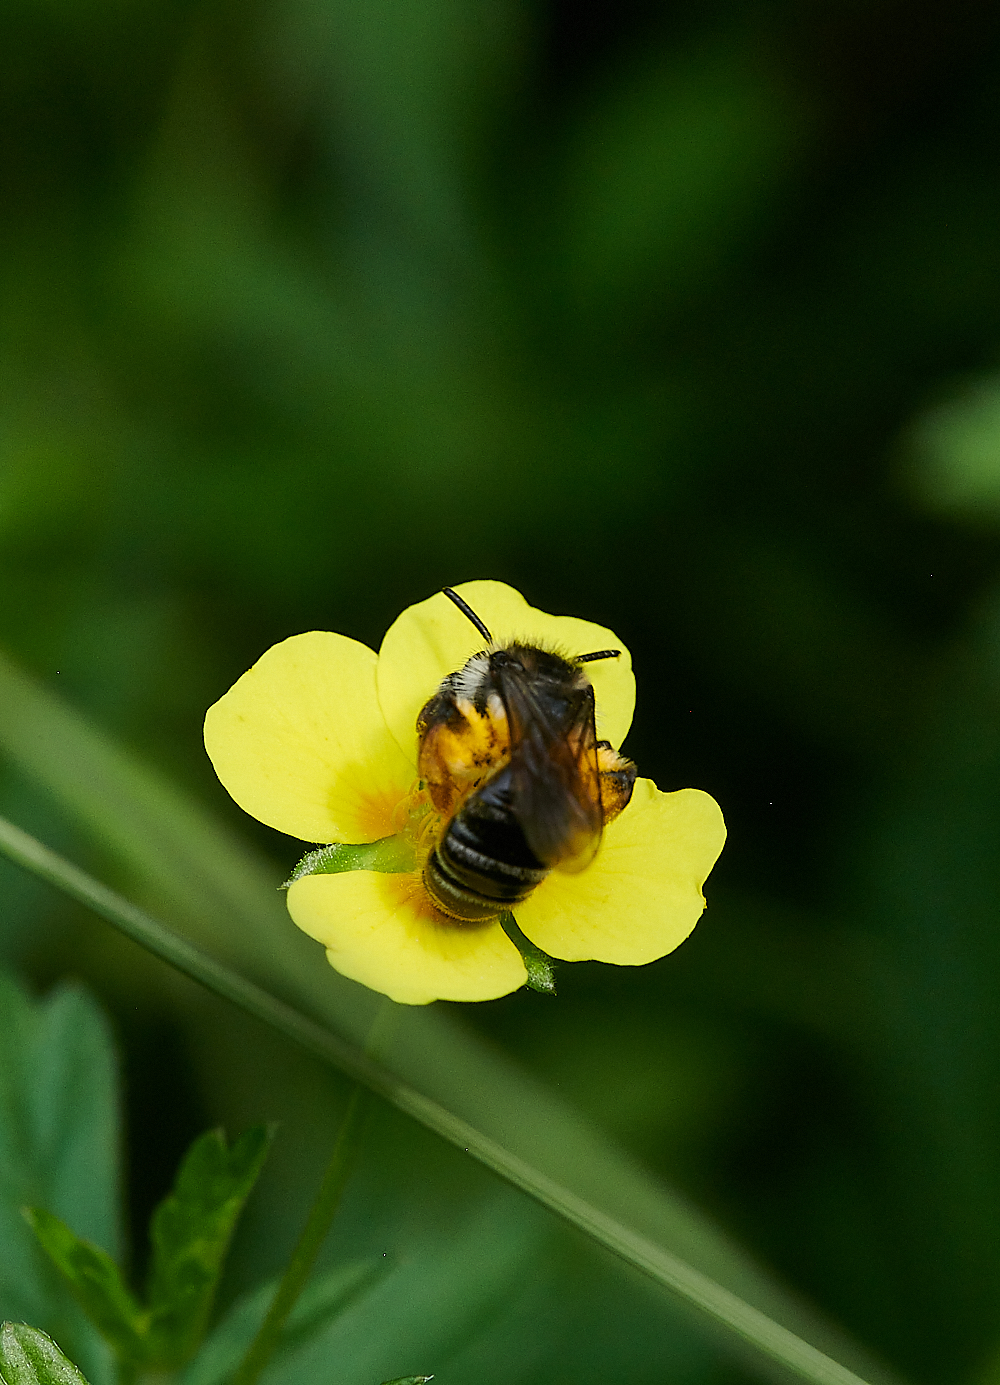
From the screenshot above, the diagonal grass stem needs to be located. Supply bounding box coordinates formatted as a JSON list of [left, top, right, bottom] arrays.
[[0, 813, 886, 1385]]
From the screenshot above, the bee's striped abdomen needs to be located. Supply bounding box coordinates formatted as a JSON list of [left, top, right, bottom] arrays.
[[423, 766, 549, 922]]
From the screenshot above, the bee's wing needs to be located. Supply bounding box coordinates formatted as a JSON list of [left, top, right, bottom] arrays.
[[497, 669, 603, 872]]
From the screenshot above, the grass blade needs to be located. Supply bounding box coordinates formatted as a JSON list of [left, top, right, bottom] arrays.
[[0, 814, 883, 1385]]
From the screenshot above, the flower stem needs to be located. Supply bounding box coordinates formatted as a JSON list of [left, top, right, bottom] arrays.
[[228, 1086, 367, 1385], [228, 998, 398, 1385], [499, 911, 556, 994]]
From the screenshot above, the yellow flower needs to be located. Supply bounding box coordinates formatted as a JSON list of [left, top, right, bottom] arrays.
[[204, 581, 726, 1006]]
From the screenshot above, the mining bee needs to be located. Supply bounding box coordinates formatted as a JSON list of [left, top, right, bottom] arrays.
[[417, 588, 637, 922]]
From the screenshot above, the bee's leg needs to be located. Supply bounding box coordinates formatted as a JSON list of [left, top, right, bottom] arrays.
[[597, 746, 637, 823]]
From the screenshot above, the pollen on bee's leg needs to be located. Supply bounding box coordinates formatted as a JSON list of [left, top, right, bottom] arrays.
[[597, 745, 637, 824], [391, 780, 443, 856], [390, 782, 419, 835]]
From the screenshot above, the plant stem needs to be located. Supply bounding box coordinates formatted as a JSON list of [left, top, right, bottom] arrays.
[[229, 1085, 367, 1385], [228, 999, 397, 1385]]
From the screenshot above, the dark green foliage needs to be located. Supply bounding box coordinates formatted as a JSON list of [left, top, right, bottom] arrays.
[[29, 1129, 271, 1371], [0, 976, 120, 1385], [144, 1126, 273, 1367], [0, 1324, 90, 1385], [23, 1211, 146, 1363]]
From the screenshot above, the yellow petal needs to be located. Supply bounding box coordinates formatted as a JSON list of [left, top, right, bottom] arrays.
[[286, 871, 528, 1004], [204, 632, 414, 843], [514, 779, 726, 964], [377, 580, 636, 764]]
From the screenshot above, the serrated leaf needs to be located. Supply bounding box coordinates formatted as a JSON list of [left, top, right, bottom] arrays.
[[145, 1127, 272, 1368], [0, 1323, 90, 1385], [24, 1210, 146, 1363]]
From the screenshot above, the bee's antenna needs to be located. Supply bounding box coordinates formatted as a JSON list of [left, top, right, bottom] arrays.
[[442, 588, 493, 643], [576, 648, 620, 663]]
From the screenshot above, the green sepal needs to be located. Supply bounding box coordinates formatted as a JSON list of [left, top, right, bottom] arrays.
[[144, 1125, 273, 1369], [24, 1209, 149, 1363], [0, 1323, 91, 1385], [283, 836, 417, 886], [499, 912, 557, 995]]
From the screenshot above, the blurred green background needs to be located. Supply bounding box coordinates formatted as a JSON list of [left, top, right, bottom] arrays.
[[5, 0, 1000, 1382]]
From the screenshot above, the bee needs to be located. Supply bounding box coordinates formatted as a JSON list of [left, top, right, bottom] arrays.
[[417, 588, 637, 922]]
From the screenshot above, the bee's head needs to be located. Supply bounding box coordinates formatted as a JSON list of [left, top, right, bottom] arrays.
[[441, 588, 620, 688], [491, 643, 586, 688]]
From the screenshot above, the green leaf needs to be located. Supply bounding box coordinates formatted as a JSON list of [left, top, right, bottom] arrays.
[[0, 651, 909, 1385], [0, 1323, 90, 1385], [24, 1210, 147, 1364], [24, 1126, 270, 1373], [145, 1126, 273, 1368], [284, 838, 417, 886], [379, 1377, 433, 1384], [0, 972, 121, 1385]]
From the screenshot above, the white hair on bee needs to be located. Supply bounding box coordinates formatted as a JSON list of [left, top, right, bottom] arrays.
[[451, 651, 493, 700]]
